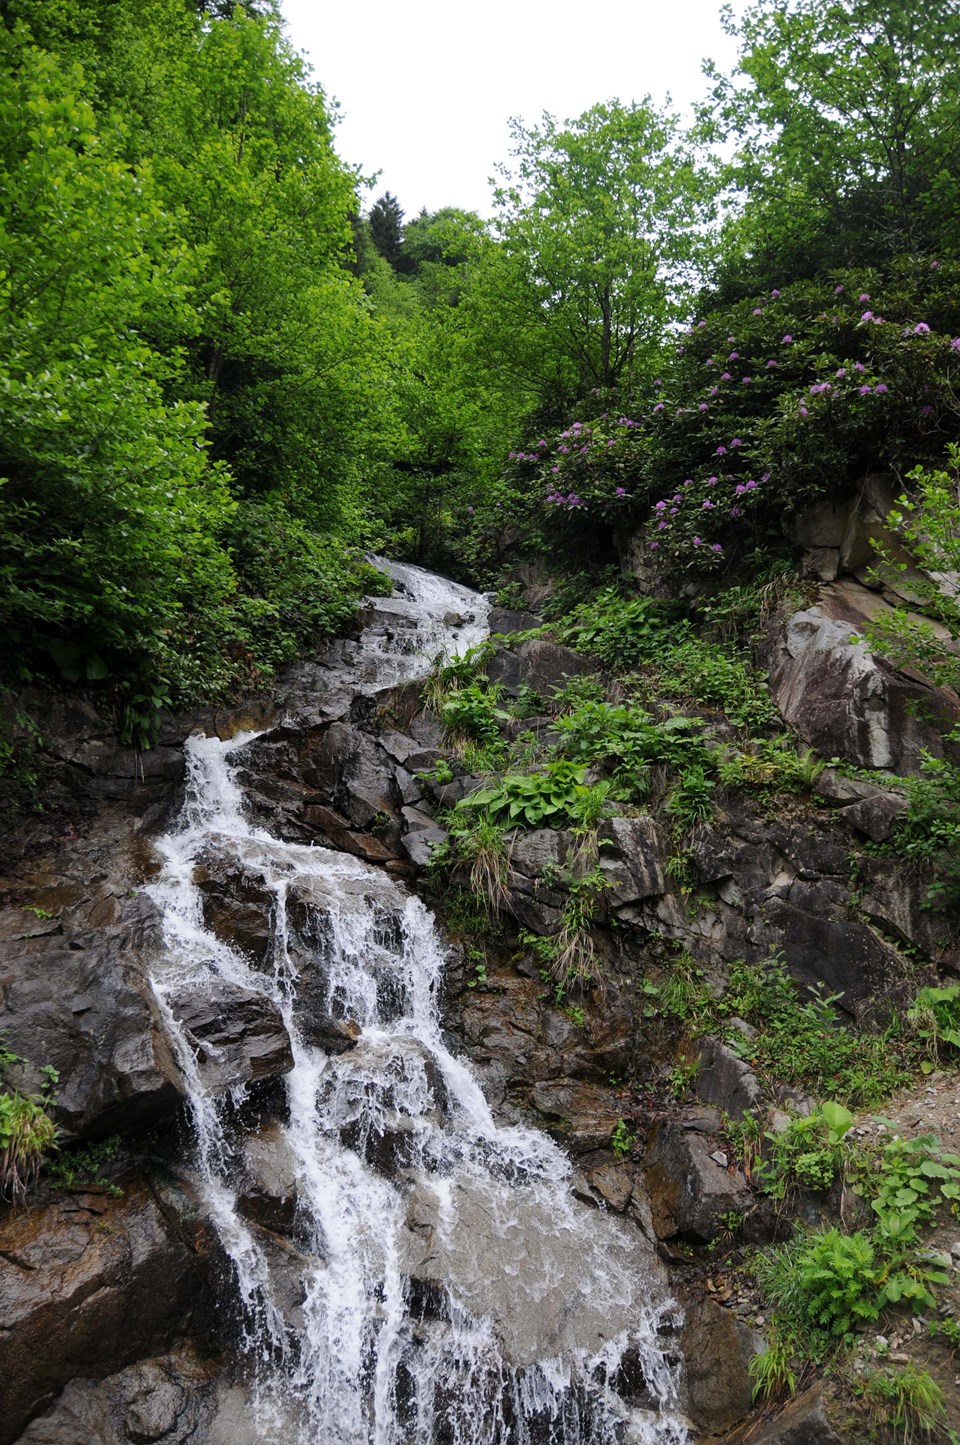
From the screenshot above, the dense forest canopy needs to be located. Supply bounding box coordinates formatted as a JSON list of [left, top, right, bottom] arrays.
[[2, 0, 960, 742]]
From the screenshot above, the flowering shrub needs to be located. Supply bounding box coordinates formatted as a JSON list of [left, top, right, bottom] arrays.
[[513, 257, 960, 576]]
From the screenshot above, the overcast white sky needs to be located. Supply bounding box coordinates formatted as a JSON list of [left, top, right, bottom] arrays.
[[280, 0, 745, 218]]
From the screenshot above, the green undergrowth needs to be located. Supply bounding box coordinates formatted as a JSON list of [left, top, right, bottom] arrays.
[[0, 1037, 58, 1203], [646, 951, 919, 1108]]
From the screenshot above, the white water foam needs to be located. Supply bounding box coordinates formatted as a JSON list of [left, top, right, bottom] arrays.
[[148, 564, 689, 1443]]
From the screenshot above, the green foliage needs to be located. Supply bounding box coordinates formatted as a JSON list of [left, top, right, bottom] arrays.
[[439, 811, 509, 916], [646, 639, 778, 730], [756, 1229, 884, 1355], [894, 744, 960, 911], [908, 985, 960, 1064], [559, 589, 690, 670], [716, 736, 825, 797], [748, 1331, 797, 1403], [859, 1132, 960, 1248], [439, 682, 509, 748], [665, 766, 716, 828], [0, 1037, 58, 1203], [458, 761, 614, 831], [757, 1102, 853, 1198], [704, 0, 960, 283], [555, 701, 711, 798], [519, 263, 960, 583], [610, 1118, 635, 1160], [484, 100, 710, 405], [714, 956, 912, 1107], [48, 1136, 122, 1196]]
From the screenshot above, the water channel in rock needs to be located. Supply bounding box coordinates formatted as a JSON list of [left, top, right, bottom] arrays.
[[147, 560, 689, 1444]]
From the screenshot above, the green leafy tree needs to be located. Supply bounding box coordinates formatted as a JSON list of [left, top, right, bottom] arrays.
[[704, 0, 960, 287], [481, 99, 709, 407]]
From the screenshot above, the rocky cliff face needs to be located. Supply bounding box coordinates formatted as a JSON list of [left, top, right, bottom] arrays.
[[1, 552, 958, 1443]]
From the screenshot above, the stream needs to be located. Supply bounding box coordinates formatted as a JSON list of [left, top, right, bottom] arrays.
[[147, 560, 689, 1445]]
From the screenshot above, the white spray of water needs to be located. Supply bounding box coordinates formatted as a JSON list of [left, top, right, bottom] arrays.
[[148, 562, 689, 1444]]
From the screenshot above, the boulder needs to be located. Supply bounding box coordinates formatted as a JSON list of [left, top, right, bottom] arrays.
[[680, 1296, 759, 1435], [193, 853, 274, 966], [485, 638, 596, 700], [0, 899, 182, 1140], [15, 1351, 216, 1445], [528, 1079, 625, 1153], [721, 1382, 843, 1444], [237, 1121, 300, 1233], [0, 1182, 211, 1444], [696, 1037, 763, 1120], [598, 816, 668, 905], [766, 579, 960, 773], [838, 790, 907, 842], [645, 1120, 753, 1242], [165, 983, 293, 1093]]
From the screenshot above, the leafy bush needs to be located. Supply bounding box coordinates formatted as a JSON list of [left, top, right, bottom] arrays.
[[893, 744, 960, 911], [559, 588, 690, 668], [458, 761, 614, 831], [519, 261, 960, 579], [757, 1101, 854, 1199], [554, 701, 712, 796], [908, 984, 960, 1063]]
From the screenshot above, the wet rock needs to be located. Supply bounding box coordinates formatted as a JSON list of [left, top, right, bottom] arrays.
[[400, 1172, 667, 1369], [488, 607, 540, 634], [0, 898, 182, 1140], [528, 1079, 624, 1153], [766, 579, 960, 773], [696, 1038, 763, 1120], [761, 892, 909, 1020], [857, 855, 960, 970], [586, 1164, 634, 1212], [237, 1121, 300, 1233], [680, 1296, 759, 1435], [401, 827, 447, 867], [645, 1121, 753, 1242], [15, 1350, 216, 1445], [0, 1182, 211, 1444], [166, 983, 293, 1093], [193, 853, 274, 966]]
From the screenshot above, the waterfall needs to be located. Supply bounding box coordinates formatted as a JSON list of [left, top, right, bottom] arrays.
[[148, 560, 689, 1444]]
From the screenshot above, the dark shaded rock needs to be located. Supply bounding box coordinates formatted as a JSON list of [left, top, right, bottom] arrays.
[[486, 638, 596, 700], [15, 1350, 217, 1445], [166, 983, 293, 1093], [696, 1037, 763, 1120], [0, 1182, 211, 1444], [585, 1165, 633, 1212], [528, 1079, 624, 1153], [857, 856, 960, 971], [645, 1121, 752, 1242], [762, 893, 909, 1019], [766, 579, 960, 773], [401, 828, 447, 867], [488, 607, 540, 634], [0, 898, 182, 1140], [680, 1296, 759, 1435]]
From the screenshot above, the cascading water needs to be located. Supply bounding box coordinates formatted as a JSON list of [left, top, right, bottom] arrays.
[[148, 559, 690, 1444]]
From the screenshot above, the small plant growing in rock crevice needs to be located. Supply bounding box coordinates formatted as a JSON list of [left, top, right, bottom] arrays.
[[0, 1038, 59, 1204]]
